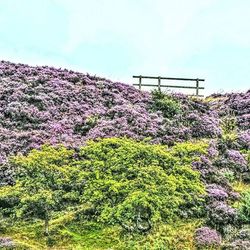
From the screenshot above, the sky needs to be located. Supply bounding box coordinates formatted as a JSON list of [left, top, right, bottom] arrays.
[[0, 0, 250, 95]]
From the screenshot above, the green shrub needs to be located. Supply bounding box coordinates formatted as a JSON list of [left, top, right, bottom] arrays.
[[170, 141, 208, 165], [0, 145, 82, 236], [151, 90, 182, 118], [238, 190, 250, 224], [0, 138, 206, 235], [221, 115, 237, 134], [78, 138, 205, 232]]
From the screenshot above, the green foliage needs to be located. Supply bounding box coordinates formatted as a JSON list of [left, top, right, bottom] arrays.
[[247, 150, 250, 164], [1, 219, 201, 250], [0, 138, 207, 247], [151, 90, 182, 118], [232, 181, 250, 195], [0, 184, 21, 216], [221, 169, 235, 183], [0, 145, 82, 235], [218, 132, 238, 152], [78, 138, 205, 232], [221, 115, 237, 134], [238, 190, 250, 224], [170, 141, 208, 164]]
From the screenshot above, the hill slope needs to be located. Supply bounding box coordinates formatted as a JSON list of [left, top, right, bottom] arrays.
[[1, 60, 248, 161], [0, 61, 249, 249]]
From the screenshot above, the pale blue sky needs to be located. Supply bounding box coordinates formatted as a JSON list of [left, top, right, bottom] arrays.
[[0, 0, 249, 95]]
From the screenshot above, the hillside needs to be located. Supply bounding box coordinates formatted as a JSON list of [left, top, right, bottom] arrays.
[[0, 61, 249, 249]]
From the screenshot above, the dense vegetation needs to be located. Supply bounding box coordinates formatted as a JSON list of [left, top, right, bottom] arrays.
[[0, 61, 249, 249]]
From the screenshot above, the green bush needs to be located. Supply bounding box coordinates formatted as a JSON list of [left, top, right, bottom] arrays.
[[151, 90, 182, 118], [0, 145, 82, 235], [78, 138, 205, 232], [170, 141, 208, 165], [238, 190, 250, 224], [221, 115, 237, 134], [0, 138, 206, 235]]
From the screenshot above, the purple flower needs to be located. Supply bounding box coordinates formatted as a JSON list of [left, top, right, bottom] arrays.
[[206, 184, 228, 201], [192, 156, 217, 183], [224, 240, 250, 250], [185, 112, 222, 138], [207, 140, 219, 158], [228, 191, 241, 201], [195, 227, 221, 248], [237, 129, 250, 150], [226, 149, 247, 167], [0, 57, 249, 221], [0, 237, 15, 247], [206, 201, 236, 229]]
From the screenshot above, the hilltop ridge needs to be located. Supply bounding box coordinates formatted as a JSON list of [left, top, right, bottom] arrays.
[[0, 61, 249, 249], [0, 60, 248, 162]]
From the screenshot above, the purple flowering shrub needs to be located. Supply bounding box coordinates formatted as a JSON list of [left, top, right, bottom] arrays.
[[209, 90, 250, 130], [185, 111, 222, 138], [237, 130, 250, 150], [0, 237, 14, 248], [0, 61, 159, 161], [213, 150, 249, 183], [192, 156, 219, 184], [192, 156, 235, 189], [0, 61, 226, 163], [226, 149, 248, 171], [222, 227, 250, 250], [223, 240, 250, 250], [212, 132, 249, 181], [152, 91, 222, 142], [207, 140, 219, 158], [194, 226, 221, 249], [214, 148, 248, 172], [206, 201, 237, 231], [0, 65, 247, 173], [85, 104, 163, 141], [206, 184, 229, 201], [226, 149, 247, 164]]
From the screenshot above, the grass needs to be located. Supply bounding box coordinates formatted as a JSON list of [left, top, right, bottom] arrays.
[[1, 218, 204, 250], [232, 181, 250, 194]]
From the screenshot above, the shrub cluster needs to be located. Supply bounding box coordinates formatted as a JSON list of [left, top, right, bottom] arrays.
[[0, 61, 249, 248], [194, 226, 222, 249], [0, 138, 205, 235], [0, 61, 226, 163]]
